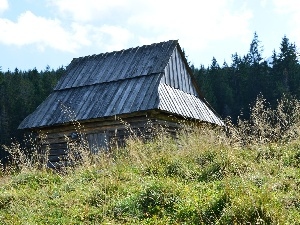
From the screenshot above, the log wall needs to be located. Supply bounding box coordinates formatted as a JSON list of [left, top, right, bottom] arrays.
[[36, 111, 181, 168]]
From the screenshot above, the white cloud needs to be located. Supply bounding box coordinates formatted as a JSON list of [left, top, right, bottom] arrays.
[[273, 0, 300, 47], [96, 25, 133, 51], [48, 0, 253, 54], [0, 10, 134, 53], [260, 0, 269, 7], [0, 11, 87, 52], [127, 0, 252, 53], [48, 0, 128, 22], [0, 0, 254, 66], [273, 0, 300, 13], [0, 0, 8, 14]]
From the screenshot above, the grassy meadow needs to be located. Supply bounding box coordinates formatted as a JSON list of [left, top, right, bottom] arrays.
[[0, 97, 300, 224]]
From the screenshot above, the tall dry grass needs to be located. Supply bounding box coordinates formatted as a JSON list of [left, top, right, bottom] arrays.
[[0, 95, 300, 224], [2, 95, 300, 172], [227, 94, 300, 146]]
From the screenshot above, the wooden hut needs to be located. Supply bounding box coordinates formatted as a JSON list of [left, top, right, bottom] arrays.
[[18, 40, 223, 168]]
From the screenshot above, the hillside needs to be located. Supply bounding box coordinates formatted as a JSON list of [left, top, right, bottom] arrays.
[[0, 97, 300, 224], [1, 34, 300, 163]]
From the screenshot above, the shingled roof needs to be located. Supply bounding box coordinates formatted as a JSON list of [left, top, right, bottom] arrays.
[[19, 40, 223, 129]]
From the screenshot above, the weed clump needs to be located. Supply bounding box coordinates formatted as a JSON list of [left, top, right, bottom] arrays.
[[228, 95, 300, 146]]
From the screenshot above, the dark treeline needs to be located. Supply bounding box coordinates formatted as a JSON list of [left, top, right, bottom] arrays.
[[0, 33, 300, 162], [0, 66, 65, 161], [193, 33, 300, 120]]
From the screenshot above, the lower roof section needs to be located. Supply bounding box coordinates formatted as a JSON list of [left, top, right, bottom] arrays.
[[19, 74, 162, 129], [158, 83, 224, 126]]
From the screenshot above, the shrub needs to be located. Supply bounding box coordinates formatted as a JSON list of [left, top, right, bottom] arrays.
[[228, 95, 300, 146]]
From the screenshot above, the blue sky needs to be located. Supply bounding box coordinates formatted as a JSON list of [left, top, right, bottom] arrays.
[[0, 0, 299, 71]]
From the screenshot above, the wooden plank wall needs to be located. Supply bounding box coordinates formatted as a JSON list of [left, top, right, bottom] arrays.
[[37, 113, 181, 168], [161, 47, 198, 96]]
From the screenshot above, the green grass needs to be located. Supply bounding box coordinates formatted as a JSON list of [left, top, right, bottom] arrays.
[[1, 96, 300, 224], [1, 127, 300, 224]]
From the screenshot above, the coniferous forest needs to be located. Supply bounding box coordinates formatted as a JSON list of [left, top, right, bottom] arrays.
[[0, 33, 300, 162], [193, 33, 300, 120], [0, 66, 65, 161]]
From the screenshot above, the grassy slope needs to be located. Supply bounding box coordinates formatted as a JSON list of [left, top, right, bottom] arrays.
[[0, 126, 300, 225]]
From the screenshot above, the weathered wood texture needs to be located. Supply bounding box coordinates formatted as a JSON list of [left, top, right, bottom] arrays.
[[18, 40, 224, 168], [19, 40, 223, 130], [161, 47, 197, 95], [39, 112, 181, 168]]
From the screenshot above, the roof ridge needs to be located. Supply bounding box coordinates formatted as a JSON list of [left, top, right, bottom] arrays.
[[69, 40, 178, 62]]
